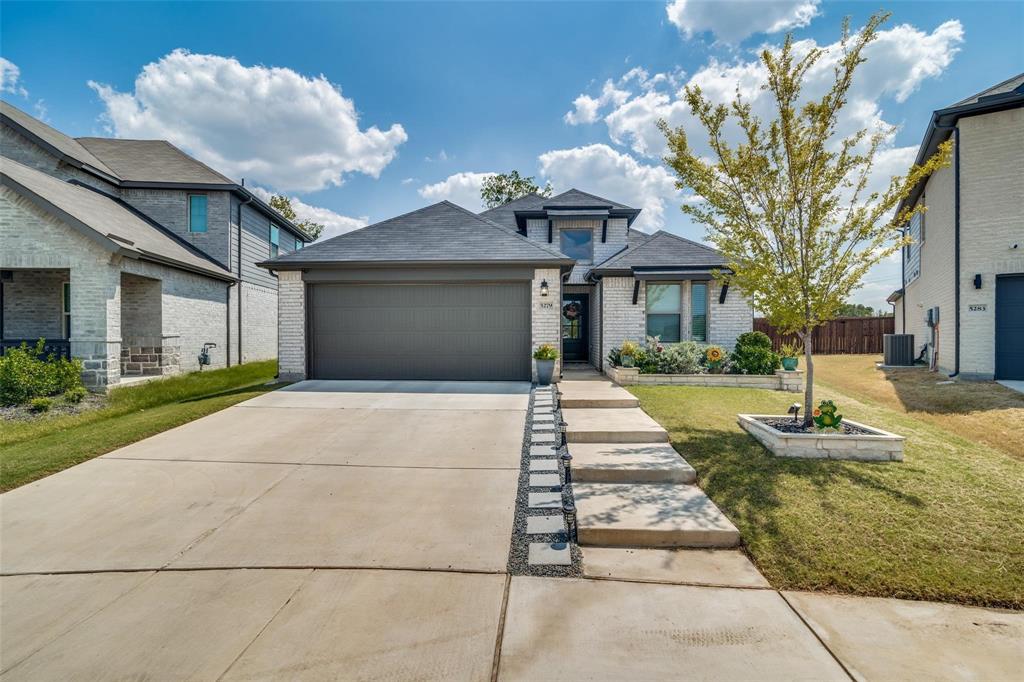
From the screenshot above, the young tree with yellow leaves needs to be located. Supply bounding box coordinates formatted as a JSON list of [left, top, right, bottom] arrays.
[[660, 11, 951, 424]]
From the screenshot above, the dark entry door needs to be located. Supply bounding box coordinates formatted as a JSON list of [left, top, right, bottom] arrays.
[[561, 293, 589, 362], [995, 274, 1024, 380]]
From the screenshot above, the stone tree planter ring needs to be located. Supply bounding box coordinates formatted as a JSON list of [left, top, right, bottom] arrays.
[[737, 414, 904, 461]]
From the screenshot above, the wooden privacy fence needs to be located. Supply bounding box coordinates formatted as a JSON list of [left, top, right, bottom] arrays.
[[753, 316, 895, 355]]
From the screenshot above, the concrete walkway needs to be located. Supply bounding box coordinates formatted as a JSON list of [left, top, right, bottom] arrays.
[[2, 379, 1021, 680]]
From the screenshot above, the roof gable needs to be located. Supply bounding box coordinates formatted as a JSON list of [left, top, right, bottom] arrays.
[[543, 188, 634, 210], [1, 157, 233, 280], [76, 138, 234, 185], [1, 100, 118, 178], [266, 200, 573, 267], [595, 230, 726, 271]]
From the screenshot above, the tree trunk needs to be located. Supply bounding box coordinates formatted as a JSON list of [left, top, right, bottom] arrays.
[[803, 330, 814, 426]]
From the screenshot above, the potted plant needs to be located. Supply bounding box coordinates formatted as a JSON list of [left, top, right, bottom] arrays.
[[780, 341, 801, 371], [533, 343, 559, 386], [619, 340, 640, 368]]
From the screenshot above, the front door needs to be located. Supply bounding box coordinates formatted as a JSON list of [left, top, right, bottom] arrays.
[[561, 293, 589, 362]]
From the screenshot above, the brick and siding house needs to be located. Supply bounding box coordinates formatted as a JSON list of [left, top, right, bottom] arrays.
[[0, 101, 310, 388], [262, 189, 753, 383], [889, 74, 1024, 381]]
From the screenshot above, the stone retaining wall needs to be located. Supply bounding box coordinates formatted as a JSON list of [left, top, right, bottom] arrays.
[[120, 335, 181, 378], [606, 365, 803, 392], [737, 414, 904, 461]]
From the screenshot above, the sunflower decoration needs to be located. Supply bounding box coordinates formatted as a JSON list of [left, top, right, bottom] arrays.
[[812, 400, 843, 430], [704, 345, 725, 373]]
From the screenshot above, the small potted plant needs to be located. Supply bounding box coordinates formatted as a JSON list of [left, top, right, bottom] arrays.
[[533, 343, 559, 386], [779, 341, 801, 371], [619, 340, 640, 368]]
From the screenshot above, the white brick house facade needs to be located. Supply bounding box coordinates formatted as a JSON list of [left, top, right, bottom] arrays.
[[893, 79, 1024, 380], [1, 101, 310, 388]]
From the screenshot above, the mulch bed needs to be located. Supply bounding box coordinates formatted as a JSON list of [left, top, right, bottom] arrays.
[[757, 416, 873, 436], [1, 393, 106, 422]]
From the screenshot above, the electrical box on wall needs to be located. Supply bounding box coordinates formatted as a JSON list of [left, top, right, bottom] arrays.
[[926, 306, 940, 327]]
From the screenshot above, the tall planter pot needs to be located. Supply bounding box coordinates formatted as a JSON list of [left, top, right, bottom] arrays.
[[782, 356, 799, 371], [535, 359, 555, 386]]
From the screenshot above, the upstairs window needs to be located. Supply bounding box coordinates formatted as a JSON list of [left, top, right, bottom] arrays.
[[560, 229, 593, 262], [691, 282, 708, 342], [646, 283, 681, 343], [295, 238, 303, 250], [270, 224, 280, 257], [188, 195, 207, 233]]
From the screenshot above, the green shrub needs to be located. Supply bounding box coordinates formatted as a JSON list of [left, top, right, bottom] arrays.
[[0, 340, 85, 406], [29, 397, 54, 413], [729, 331, 781, 375], [533, 343, 559, 361], [644, 338, 705, 374], [63, 386, 89, 404]]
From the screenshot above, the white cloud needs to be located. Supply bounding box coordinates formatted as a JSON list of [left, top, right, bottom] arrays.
[[418, 171, 496, 211], [1, 57, 28, 98], [586, 20, 964, 160], [538, 144, 682, 232], [565, 80, 631, 125], [250, 186, 368, 242], [666, 0, 820, 44], [425, 149, 449, 162], [88, 49, 407, 193]]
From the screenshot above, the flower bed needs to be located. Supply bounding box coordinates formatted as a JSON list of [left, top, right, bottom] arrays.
[[737, 413, 904, 461], [606, 364, 803, 392]]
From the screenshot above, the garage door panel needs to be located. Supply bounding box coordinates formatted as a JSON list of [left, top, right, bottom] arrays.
[[310, 283, 532, 380]]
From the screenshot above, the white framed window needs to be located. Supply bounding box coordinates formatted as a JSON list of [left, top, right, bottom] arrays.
[[645, 281, 709, 343], [270, 224, 280, 257]]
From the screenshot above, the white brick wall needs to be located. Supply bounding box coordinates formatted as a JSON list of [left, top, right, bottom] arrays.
[[1, 269, 65, 339], [525, 217, 628, 284], [901, 107, 1024, 378], [600, 276, 646, 364], [709, 281, 753, 350], [532, 268, 561, 381], [277, 270, 306, 381], [121, 188, 232, 267], [240, 281, 278, 362], [901, 164, 956, 373], [958, 108, 1024, 378]]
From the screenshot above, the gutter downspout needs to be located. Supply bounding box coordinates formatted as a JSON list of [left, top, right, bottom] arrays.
[[237, 185, 254, 366], [934, 122, 961, 377], [225, 281, 236, 367]]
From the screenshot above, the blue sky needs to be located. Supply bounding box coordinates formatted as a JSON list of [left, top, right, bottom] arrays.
[[3, 1, 1022, 309]]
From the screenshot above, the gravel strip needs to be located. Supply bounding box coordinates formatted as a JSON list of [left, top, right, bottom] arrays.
[[506, 384, 583, 578]]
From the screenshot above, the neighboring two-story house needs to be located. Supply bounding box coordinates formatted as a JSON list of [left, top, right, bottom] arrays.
[[0, 101, 310, 388], [261, 189, 752, 382], [888, 74, 1024, 381]]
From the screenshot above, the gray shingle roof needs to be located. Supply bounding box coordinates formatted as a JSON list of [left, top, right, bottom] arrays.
[[948, 73, 1024, 108], [1, 100, 118, 178], [594, 230, 726, 271], [478, 192, 546, 230], [1, 157, 234, 280], [264, 200, 574, 268], [76, 138, 235, 185], [543, 188, 634, 210]]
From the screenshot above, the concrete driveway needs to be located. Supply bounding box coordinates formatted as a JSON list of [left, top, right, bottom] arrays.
[[3, 380, 1022, 680]]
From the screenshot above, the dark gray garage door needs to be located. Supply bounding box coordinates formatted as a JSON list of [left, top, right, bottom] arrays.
[[309, 282, 532, 380], [995, 274, 1024, 380]]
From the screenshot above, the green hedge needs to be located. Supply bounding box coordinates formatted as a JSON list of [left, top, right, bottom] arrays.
[[0, 340, 85, 406]]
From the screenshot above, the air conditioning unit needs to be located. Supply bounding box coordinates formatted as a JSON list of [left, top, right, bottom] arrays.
[[884, 334, 915, 366]]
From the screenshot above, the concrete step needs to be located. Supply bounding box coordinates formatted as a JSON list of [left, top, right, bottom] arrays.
[[573, 483, 740, 549], [570, 443, 696, 484], [558, 380, 639, 409], [562, 408, 668, 443]]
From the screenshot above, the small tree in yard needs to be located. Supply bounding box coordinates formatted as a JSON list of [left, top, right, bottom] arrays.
[[480, 171, 553, 209], [660, 11, 950, 424]]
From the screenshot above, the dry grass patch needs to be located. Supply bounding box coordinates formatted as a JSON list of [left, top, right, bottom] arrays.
[[813, 355, 1024, 458]]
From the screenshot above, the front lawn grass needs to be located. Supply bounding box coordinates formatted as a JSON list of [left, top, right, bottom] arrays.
[[632, 357, 1024, 609], [0, 361, 280, 492]]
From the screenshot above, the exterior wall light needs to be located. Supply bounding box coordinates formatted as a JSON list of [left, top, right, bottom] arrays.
[[540, 279, 549, 297], [973, 274, 982, 289]]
